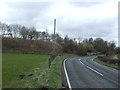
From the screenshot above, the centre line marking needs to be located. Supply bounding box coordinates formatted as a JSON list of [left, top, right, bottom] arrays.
[[79, 60, 84, 65], [87, 66, 103, 76]]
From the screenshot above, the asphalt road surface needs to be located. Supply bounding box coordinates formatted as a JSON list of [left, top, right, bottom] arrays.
[[63, 56, 119, 88]]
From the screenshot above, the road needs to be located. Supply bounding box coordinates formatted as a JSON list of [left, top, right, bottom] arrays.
[[62, 56, 119, 88]]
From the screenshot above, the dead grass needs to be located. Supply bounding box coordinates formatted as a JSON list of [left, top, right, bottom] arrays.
[[2, 37, 62, 54]]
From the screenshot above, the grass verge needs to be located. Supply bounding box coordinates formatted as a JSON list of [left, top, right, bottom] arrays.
[[94, 58, 120, 70], [2, 53, 50, 88], [24, 56, 69, 88]]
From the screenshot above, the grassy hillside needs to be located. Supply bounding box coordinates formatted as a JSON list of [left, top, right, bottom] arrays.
[[2, 53, 69, 88], [25, 56, 68, 88], [2, 37, 62, 54], [2, 53, 50, 88]]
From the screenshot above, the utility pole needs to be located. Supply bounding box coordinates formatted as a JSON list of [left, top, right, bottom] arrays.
[[48, 19, 57, 68], [46, 29, 48, 41], [53, 19, 56, 55], [54, 19, 56, 35]]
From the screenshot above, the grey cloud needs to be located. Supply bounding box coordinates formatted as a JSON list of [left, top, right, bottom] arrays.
[[0, 1, 118, 45], [56, 16, 117, 43], [2, 2, 52, 27], [71, 2, 104, 8]]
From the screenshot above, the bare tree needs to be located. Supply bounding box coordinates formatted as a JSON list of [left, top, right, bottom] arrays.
[[20, 26, 29, 39]]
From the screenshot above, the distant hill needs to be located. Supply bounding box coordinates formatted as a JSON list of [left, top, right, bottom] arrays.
[[2, 37, 62, 54]]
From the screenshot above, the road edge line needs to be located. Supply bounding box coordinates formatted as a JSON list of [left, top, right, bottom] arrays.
[[63, 59, 72, 89]]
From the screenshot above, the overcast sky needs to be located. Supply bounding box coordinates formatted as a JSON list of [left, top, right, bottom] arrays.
[[0, 0, 119, 46]]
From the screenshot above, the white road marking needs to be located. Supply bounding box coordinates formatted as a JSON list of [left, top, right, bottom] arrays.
[[64, 59, 72, 90], [91, 59, 93, 61], [79, 60, 84, 65], [91, 59, 100, 65], [87, 66, 103, 76]]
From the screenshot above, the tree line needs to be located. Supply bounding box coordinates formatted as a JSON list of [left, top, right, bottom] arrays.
[[0, 21, 119, 56], [0, 22, 51, 41], [57, 35, 118, 56]]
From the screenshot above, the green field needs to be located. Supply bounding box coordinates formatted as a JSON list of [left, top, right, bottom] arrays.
[[2, 53, 69, 88], [2, 53, 50, 88]]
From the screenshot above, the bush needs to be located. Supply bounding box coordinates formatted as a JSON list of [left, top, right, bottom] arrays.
[[99, 56, 119, 65], [2, 37, 63, 54]]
